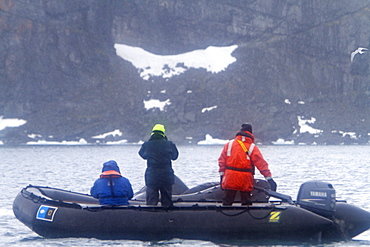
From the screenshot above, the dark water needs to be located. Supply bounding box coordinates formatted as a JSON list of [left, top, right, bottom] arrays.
[[1, 145, 370, 247]]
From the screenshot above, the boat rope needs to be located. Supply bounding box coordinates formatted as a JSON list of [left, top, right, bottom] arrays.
[[21, 187, 82, 209], [216, 206, 276, 219], [21, 188, 45, 204], [216, 207, 250, 217], [20, 185, 277, 218]]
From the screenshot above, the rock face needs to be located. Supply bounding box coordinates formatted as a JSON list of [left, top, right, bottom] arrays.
[[0, 0, 369, 145]]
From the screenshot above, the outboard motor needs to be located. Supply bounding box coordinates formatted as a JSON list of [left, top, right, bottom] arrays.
[[297, 181, 336, 217]]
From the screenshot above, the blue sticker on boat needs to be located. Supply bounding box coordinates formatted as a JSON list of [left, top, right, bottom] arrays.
[[36, 205, 58, 222]]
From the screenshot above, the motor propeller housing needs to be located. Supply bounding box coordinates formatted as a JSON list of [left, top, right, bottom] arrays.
[[297, 181, 336, 217]]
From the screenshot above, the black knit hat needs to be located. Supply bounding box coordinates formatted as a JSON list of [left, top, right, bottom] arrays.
[[241, 123, 252, 133]]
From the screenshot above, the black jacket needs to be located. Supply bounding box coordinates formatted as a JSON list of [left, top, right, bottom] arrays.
[[138, 133, 179, 186]]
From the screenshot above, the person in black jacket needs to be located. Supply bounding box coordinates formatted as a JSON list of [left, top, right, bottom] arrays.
[[138, 124, 179, 207]]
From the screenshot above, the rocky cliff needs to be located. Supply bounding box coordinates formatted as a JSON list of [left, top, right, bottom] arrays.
[[1, 0, 369, 145]]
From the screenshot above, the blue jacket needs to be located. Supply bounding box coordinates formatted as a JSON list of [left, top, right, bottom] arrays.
[[90, 160, 134, 205]]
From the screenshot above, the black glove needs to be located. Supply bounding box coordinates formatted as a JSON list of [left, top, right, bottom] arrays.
[[220, 176, 224, 190], [267, 178, 277, 191]]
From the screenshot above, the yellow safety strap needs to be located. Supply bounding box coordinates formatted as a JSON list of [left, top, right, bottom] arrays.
[[236, 139, 254, 173], [236, 140, 248, 153]]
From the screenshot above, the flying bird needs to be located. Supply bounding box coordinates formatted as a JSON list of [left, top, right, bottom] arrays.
[[351, 47, 368, 62]]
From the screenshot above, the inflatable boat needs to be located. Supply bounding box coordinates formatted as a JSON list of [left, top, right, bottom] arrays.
[[13, 177, 370, 243]]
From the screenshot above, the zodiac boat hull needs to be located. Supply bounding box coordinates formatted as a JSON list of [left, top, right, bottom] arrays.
[[13, 179, 370, 243]]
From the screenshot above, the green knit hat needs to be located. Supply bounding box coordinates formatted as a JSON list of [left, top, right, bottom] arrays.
[[152, 124, 165, 134]]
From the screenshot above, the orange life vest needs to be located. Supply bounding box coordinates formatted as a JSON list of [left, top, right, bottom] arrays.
[[100, 170, 122, 178], [218, 132, 271, 192]]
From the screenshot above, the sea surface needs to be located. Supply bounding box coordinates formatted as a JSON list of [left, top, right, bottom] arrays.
[[1, 145, 370, 247]]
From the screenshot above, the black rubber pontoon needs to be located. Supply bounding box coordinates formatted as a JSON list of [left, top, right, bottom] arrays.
[[13, 177, 370, 243]]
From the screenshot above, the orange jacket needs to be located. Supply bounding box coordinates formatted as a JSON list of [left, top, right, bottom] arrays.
[[218, 131, 272, 192]]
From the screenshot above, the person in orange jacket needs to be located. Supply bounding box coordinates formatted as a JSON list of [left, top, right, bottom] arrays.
[[218, 123, 277, 206]]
